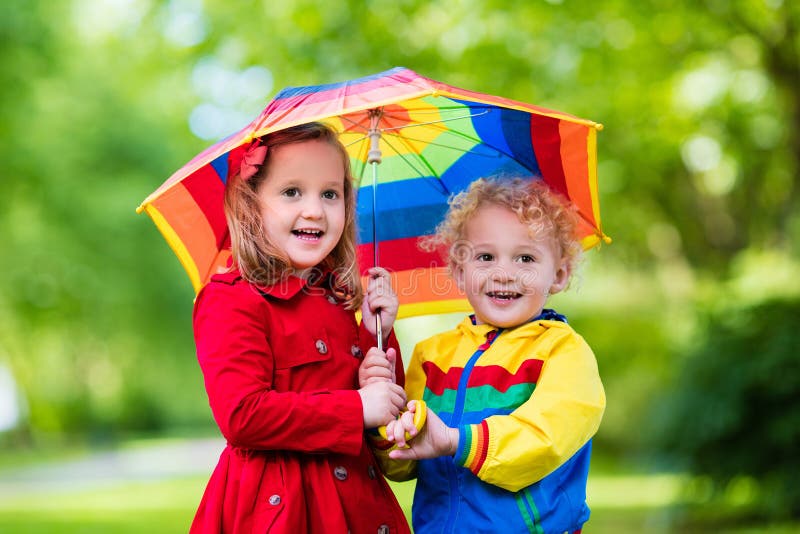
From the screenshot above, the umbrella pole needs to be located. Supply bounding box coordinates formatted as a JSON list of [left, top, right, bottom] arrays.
[[368, 110, 383, 351]]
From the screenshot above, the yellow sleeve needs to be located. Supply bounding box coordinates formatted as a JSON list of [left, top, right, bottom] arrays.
[[368, 342, 427, 481], [454, 329, 605, 492]]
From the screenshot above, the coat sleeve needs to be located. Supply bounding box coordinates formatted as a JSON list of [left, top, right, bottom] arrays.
[[193, 282, 364, 455], [452, 328, 605, 492]]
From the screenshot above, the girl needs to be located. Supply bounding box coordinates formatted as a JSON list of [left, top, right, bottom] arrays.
[[191, 122, 410, 534]]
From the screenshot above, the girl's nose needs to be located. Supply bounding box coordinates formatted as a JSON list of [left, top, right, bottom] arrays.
[[301, 196, 324, 219]]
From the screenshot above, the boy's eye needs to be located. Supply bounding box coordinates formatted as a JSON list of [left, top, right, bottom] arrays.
[[282, 187, 300, 197], [518, 255, 535, 263], [322, 190, 339, 200], [476, 253, 493, 262]]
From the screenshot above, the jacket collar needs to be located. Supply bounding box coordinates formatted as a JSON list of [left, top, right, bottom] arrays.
[[457, 309, 569, 342]]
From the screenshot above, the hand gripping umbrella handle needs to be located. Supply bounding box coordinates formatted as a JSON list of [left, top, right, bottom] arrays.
[[377, 400, 428, 445], [376, 311, 383, 352]]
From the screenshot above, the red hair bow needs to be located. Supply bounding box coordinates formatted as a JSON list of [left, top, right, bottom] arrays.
[[236, 138, 268, 181]]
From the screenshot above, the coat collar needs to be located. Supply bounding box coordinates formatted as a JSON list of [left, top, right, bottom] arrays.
[[255, 275, 313, 300], [216, 268, 333, 300]]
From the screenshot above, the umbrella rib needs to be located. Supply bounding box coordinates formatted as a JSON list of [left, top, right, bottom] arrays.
[[379, 134, 453, 196], [384, 109, 539, 172], [352, 139, 371, 184], [383, 132, 492, 158], [339, 114, 372, 134], [382, 124, 509, 159], [342, 132, 448, 188], [343, 136, 369, 149], [380, 110, 489, 133], [379, 135, 437, 179], [339, 105, 536, 187], [379, 108, 491, 150]]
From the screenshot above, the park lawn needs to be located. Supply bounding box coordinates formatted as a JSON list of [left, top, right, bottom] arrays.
[[1, 472, 799, 533], [0, 476, 202, 533]]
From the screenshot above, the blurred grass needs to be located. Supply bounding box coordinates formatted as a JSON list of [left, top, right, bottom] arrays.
[[0, 477, 202, 533], [1, 458, 798, 533]]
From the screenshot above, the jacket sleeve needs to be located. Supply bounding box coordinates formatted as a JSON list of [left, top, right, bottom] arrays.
[[360, 321, 418, 479], [453, 328, 605, 492], [193, 282, 364, 455], [369, 342, 426, 481]]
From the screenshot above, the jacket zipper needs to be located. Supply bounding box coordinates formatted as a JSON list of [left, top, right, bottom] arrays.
[[444, 329, 502, 533]]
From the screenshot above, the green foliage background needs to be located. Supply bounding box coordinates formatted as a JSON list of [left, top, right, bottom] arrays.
[[1, 0, 798, 525]]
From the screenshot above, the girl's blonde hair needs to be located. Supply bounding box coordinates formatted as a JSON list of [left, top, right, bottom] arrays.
[[421, 177, 583, 280], [224, 122, 362, 308]]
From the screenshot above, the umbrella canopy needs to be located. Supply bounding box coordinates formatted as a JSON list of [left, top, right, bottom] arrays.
[[138, 67, 609, 318]]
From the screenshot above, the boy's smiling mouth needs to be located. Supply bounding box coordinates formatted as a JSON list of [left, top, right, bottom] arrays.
[[486, 290, 521, 301]]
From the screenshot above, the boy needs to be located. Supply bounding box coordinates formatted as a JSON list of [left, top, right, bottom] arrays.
[[364, 178, 605, 534]]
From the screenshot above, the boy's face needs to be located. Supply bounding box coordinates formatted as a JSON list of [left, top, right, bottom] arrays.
[[454, 203, 570, 328]]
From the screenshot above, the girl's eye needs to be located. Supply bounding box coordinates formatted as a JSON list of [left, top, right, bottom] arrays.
[[518, 255, 535, 263], [282, 187, 300, 198], [322, 190, 339, 200], [476, 253, 493, 262]]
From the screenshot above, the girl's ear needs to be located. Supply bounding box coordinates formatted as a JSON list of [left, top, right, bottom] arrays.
[[548, 261, 571, 296]]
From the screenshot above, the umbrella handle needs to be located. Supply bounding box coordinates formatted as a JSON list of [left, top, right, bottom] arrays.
[[376, 400, 427, 444], [368, 110, 385, 353], [376, 311, 383, 352]]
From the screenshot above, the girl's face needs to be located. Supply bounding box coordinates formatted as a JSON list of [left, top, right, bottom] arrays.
[[256, 139, 346, 278], [454, 203, 569, 328]]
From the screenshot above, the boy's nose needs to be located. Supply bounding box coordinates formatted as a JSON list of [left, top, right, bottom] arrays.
[[488, 265, 514, 282]]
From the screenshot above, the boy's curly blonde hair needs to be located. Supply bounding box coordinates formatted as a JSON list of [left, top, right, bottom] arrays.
[[421, 177, 582, 281]]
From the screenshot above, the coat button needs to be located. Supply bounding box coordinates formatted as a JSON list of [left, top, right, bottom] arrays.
[[268, 494, 281, 506], [334, 465, 348, 480], [368, 465, 377, 479], [315, 340, 328, 354], [377, 525, 389, 534], [327, 294, 337, 304], [351, 345, 363, 358]]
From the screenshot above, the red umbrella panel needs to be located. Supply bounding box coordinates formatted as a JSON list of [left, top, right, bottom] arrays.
[[138, 67, 609, 318]]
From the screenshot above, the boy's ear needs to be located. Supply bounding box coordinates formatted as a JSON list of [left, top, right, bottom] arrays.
[[548, 261, 571, 296], [454, 264, 466, 292]]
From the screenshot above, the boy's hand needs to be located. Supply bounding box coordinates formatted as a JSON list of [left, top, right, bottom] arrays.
[[361, 267, 399, 344], [381, 400, 427, 448], [358, 381, 406, 428], [359, 347, 397, 387], [388, 404, 458, 460]]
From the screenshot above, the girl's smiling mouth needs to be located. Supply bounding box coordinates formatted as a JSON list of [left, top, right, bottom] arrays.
[[292, 228, 324, 240]]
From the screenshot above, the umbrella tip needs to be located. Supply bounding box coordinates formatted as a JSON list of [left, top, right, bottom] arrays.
[[135, 204, 145, 214], [602, 234, 612, 244], [594, 123, 604, 131]]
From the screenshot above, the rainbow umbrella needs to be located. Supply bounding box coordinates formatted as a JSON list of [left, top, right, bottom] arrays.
[[137, 67, 609, 319]]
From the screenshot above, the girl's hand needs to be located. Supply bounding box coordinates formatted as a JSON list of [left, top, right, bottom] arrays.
[[388, 404, 458, 460], [358, 381, 407, 428], [358, 347, 397, 387], [361, 267, 399, 345]]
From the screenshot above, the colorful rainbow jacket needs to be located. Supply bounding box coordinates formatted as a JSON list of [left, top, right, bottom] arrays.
[[385, 312, 605, 533]]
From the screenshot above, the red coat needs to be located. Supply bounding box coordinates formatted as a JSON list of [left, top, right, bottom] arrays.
[[190, 270, 409, 534]]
